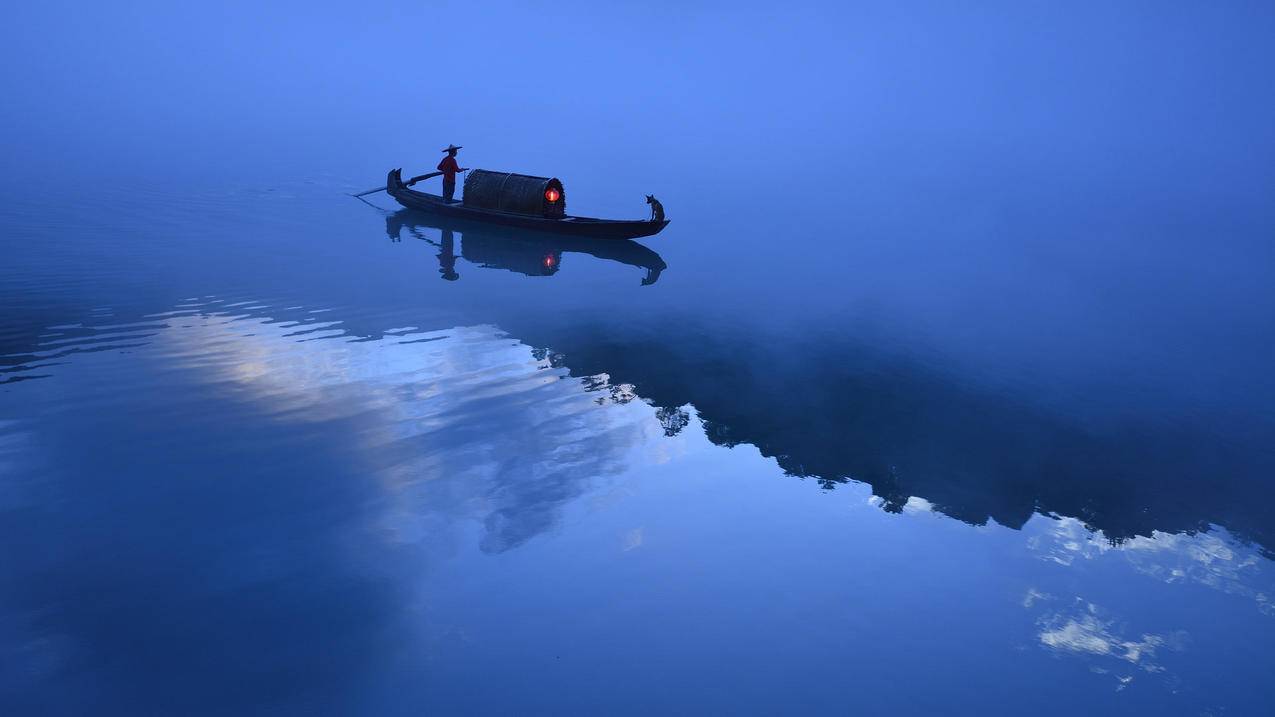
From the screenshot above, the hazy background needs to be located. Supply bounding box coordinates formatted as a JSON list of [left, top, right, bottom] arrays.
[[5, 1, 1274, 191], [5, 2, 1273, 406]]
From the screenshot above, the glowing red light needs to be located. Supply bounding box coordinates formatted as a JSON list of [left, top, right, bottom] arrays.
[[545, 188, 560, 203], [543, 254, 556, 268]]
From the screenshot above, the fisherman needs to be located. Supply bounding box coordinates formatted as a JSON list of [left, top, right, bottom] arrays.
[[437, 144, 468, 202]]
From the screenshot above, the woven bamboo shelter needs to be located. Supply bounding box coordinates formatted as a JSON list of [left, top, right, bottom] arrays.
[[463, 169, 566, 219]]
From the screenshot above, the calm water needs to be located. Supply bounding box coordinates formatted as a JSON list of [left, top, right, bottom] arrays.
[[4, 3, 1275, 715]]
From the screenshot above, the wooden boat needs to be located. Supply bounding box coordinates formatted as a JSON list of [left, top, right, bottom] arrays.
[[385, 168, 669, 240]]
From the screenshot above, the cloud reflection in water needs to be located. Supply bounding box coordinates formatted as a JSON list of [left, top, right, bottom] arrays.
[[146, 307, 682, 554]]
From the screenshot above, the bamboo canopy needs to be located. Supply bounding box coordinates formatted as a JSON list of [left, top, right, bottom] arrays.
[[463, 169, 566, 218]]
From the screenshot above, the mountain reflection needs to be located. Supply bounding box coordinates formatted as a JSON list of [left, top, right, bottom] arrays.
[[502, 321, 1275, 556], [8, 297, 1272, 558], [384, 210, 667, 285]]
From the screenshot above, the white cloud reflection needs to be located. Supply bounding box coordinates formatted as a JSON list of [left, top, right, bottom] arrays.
[[1038, 610, 1169, 667], [1026, 593, 1186, 691], [1025, 515, 1274, 617], [152, 304, 693, 553]]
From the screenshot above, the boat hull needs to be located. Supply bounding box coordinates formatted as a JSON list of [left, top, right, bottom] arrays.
[[385, 169, 669, 240]]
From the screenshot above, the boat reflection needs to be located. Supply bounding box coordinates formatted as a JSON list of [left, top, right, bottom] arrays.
[[385, 210, 667, 285]]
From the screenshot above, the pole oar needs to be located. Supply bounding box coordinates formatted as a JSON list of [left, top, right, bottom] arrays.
[[351, 171, 441, 197], [350, 168, 471, 198]]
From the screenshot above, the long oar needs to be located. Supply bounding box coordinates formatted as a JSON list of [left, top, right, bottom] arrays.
[[350, 168, 471, 198], [351, 171, 441, 197]]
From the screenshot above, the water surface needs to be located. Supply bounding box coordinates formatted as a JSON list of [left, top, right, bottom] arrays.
[[3, 2, 1275, 715]]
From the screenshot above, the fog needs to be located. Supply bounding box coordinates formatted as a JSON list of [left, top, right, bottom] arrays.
[[3, 1, 1273, 414]]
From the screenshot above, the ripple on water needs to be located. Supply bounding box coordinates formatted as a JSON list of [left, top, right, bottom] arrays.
[[1, 298, 688, 553]]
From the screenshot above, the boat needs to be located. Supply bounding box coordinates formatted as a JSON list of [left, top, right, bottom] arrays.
[[385, 210, 668, 285], [385, 168, 669, 240]]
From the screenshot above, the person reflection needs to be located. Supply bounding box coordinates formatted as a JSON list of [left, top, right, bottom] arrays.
[[438, 229, 460, 281]]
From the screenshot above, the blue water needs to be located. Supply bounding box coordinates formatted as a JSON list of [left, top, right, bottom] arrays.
[[4, 2, 1275, 715]]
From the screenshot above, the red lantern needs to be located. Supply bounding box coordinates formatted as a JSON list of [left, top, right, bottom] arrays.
[[545, 188, 560, 203]]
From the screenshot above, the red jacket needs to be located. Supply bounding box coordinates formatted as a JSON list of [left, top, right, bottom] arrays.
[[437, 156, 460, 182]]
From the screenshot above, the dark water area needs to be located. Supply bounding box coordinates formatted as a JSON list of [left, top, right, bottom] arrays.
[[4, 2, 1275, 715]]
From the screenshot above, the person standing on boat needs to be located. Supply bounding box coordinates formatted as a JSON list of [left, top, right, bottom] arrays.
[[437, 144, 468, 202]]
